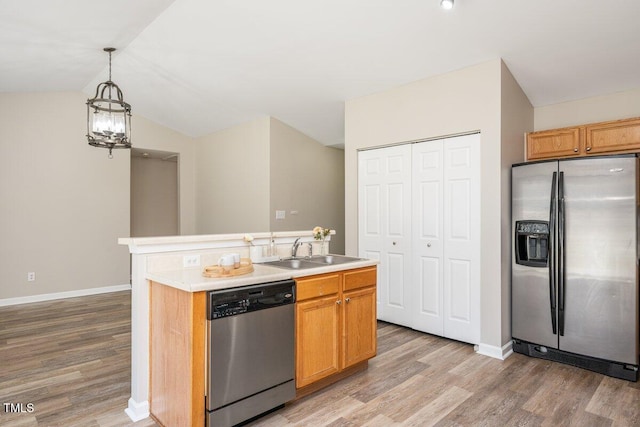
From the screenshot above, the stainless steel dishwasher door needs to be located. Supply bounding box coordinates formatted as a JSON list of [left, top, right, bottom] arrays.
[[208, 303, 295, 411]]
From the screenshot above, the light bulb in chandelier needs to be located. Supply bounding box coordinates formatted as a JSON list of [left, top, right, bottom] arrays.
[[440, 0, 454, 10]]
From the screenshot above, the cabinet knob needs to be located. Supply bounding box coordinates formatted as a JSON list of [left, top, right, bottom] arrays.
[[573, 147, 578, 152], [586, 146, 592, 152], [392, 241, 397, 246], [336, 300, 342, 305], [345, 297, 351, 303], [427, 243, 432, 247]]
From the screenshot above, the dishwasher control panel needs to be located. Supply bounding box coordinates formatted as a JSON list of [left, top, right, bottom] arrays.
[[208, 279, 296, 320], [211, 299, 251, 318]]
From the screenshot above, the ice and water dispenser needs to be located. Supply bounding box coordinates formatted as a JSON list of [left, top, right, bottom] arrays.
[[515, 221, 549, 267]]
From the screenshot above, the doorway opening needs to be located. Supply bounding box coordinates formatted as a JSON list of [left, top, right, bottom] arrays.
[[130, 148, 179, 237]]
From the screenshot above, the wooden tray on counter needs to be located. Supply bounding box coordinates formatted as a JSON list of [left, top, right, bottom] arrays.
[[202, 258, 254, 278]]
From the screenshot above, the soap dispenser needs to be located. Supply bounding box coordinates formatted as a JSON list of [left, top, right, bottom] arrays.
[[268, 233, 276, 257]]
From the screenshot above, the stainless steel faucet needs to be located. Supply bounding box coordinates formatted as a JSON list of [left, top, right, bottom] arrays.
[[291, 238, 302, 258]]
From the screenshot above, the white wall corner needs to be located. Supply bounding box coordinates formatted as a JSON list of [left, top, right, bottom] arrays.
[[475, 340, 514, 360], [125, 398, 149, 422]]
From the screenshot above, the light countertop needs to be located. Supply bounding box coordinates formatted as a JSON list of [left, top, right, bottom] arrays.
[[147, 258, 379, 293]]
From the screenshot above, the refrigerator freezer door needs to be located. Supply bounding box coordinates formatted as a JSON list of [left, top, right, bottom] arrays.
[[512, 161, 559, 349], [559, 156, 638, 365]]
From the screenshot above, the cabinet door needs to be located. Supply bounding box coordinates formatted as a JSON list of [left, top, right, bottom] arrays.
[[342, 286, 377, 368], [585, 118, 640, 155], [527, 128, 582, 160], [358, 145, 412, 327], [412, 139, 444, 335], [295, 295, 340, 388]]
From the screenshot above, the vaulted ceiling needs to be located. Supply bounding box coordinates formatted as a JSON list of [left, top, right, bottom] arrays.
[[2, 0, 639, 147]]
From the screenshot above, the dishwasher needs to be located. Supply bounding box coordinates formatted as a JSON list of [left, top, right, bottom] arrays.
[[206, 279, 296, 427]]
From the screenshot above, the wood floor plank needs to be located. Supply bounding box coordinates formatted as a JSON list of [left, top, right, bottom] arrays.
[[402, 385, 472, 427], [586, 375, 640, 424]]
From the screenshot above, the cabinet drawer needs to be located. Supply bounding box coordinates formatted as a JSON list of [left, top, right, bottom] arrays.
[[343, 267, 377, 291], [296, 274, 340, 301]]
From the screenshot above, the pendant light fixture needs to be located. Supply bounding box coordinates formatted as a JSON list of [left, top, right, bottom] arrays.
[[86, 47, 132, 158]]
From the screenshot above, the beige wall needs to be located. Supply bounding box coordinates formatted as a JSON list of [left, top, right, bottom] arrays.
[[194, 116, 346, 253], [500, 62, 534, 343], [195, 117, 271, 233], [0, 92, 131, 299], [270, 117, 345, 254], [345, 59, 531, 349], [534, 87, 640, 131], [131, 156, 179, 237], [0, 91, 196, 300]]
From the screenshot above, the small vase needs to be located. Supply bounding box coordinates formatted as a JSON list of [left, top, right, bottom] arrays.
[[320, 239, 328, 256]]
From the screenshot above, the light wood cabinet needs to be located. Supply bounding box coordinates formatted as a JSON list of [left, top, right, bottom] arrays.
[[526, 117, 640, 161], [586, 117, 640, 155], [342, 286, 376, 367], [149, 281, 206, 427], [527, 127, 583, 160], [295, 267, 377, 390]]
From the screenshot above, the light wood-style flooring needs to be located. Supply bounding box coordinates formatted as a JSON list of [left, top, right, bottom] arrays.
[[0, 291, 156, 427], [1, 291, 638, 426]]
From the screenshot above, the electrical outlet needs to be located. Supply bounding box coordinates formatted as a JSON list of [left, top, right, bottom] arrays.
[[275, 210, 286, 220], [27, 272, 36, 282], [183, 254, 201, 268]]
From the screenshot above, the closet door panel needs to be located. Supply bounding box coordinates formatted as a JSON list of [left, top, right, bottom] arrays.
[[358, 153, 385, 319], [412, 140, 444, 334], [416, 256, 442, 334], [446, 259, 471, 321], [358, 145, 412, 327], [442, 134, 480, 344]]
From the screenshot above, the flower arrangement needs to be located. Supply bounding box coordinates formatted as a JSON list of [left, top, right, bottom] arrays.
[[313, 226, 331, 255], [243, 234, 254, 246], [313, 226, 331, 240]]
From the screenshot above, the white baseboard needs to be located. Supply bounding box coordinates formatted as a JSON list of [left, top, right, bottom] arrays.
[[0, 284, 132, 307], [125, 398, 150, 422], [475, 340, 514, 360]]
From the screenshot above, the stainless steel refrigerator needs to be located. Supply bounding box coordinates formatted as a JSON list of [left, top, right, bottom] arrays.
[[511, 155, 639, 381]]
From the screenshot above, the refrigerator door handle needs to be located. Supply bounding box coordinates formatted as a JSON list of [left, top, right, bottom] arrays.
[[549, 171, 557, 335], [558, 171, 565, 336]]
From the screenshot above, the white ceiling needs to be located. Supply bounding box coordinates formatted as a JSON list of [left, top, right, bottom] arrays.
[[2, 0, 639, 147]]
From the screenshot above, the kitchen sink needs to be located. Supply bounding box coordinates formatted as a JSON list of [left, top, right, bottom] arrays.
[[264, 255, 365, 270], [307, 255, 364, 265], [263, 258, 321, 270]]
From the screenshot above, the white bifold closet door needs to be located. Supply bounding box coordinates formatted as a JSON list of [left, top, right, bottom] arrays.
[[412, 134, 480, 344], [358, 133, 480, 345], [358, 144, 413, 327]]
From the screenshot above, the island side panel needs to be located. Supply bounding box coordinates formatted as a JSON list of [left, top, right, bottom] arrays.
[[149, 281, 206, 427]]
